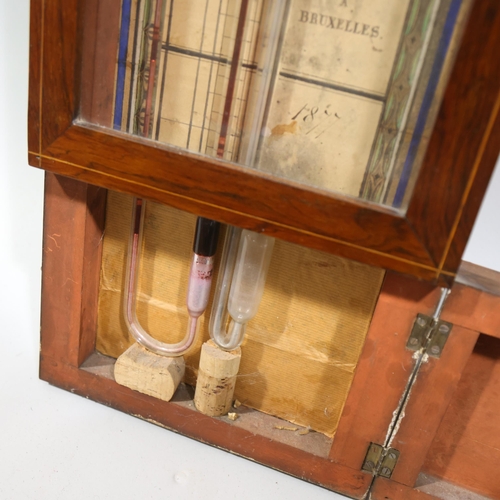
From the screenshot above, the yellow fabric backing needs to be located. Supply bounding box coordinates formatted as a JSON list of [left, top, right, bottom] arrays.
[[97, 191, 384, 436]]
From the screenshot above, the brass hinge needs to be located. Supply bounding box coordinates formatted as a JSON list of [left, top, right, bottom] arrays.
[[406, 313, 453, 358], [362, 443, 400, 478]]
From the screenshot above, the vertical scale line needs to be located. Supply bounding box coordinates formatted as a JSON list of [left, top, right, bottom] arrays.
[[198, 0, 224, 152], [216, 0, 250, 158], [154, 0, 175, 141], [186, 0, 211, 150], [142, 0, 164, 137], [233, 1, 261, 162]]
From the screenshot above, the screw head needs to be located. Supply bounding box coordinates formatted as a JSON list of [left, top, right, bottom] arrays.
[[388, 452, 397, 460], [380, 467, 392, 477], [409, 337, 419, 346], [431, 345, 441, 355], [364, 461, 375, 471], [417, 317, 427, 327], [439, 324, 450, 334]]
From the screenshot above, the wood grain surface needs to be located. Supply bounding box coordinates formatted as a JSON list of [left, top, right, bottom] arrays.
[[37, 123, 442, 280], [423, 334, 500, 499], [39, 0, 79, 149], [38, 175, 499, 498], [388, 325, 479, 486], [456, 261, 500, 296], [407, 0, 500, 276], [33, 2, 500, 495], [27, 0, 41, 158], [79, 0, 121, 125], [372, 477, 436, 500], [41, 173, 92, 368], [329, 273, 442, 468], [40, 355, 372, 498]]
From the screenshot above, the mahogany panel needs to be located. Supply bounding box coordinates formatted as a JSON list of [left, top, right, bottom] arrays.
[[37, 124, 450, 282], [423, 334, 500, 499], [79, 0, 98, 122], [40, 173, 90, 369], [407, 0, 500, 272], [329, 273, 442, 469], [442, 100, 500, 275], [28, 0, 42, 158], [41, 125, 427, 262], [442, 284, 500, 339], [373, 475, 491, 500], [372, 478, 435, 500], [28, 152, 41, 169], [40, 0, 79, 149], [79, 0, 121, 124], [389, 325, 479, 486]]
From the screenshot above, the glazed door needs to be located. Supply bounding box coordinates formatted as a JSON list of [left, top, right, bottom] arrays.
[[29, 0, 500, 282]]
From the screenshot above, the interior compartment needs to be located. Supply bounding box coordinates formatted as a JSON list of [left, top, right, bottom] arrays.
[[95, 190, 384, 441]]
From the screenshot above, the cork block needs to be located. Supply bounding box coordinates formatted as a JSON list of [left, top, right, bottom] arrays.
[[114, 343, 185, 402], [194, 340, 241, 416]]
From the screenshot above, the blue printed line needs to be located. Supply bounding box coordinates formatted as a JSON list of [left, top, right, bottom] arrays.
[[114, 0, 133, 130], [393, 0, 462, 208]]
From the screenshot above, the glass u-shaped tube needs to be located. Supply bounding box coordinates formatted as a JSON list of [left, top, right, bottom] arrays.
[[124, 198, 210, 356], [209, 227, 274, 351]]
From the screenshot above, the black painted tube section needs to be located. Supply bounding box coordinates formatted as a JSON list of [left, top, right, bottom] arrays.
[[193, 217, 220, 257]]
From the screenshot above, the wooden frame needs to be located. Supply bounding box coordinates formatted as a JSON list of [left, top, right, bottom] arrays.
[[30, 0, 500, 497], [28, 0, 500, 283], [40, 172, 500, 498]]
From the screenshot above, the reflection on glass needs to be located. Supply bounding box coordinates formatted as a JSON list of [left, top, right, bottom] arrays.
[[82, 0, 472, 209]]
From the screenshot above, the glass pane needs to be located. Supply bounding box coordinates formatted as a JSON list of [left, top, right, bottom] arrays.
[[80, 0, 473, 210]]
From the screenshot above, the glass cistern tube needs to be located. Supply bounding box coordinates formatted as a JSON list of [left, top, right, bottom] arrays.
[[209, 0, 289, 351], [210, 227, 274, 350]]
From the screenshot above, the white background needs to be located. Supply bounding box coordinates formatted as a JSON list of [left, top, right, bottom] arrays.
[[0, 1, 498, 498]]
